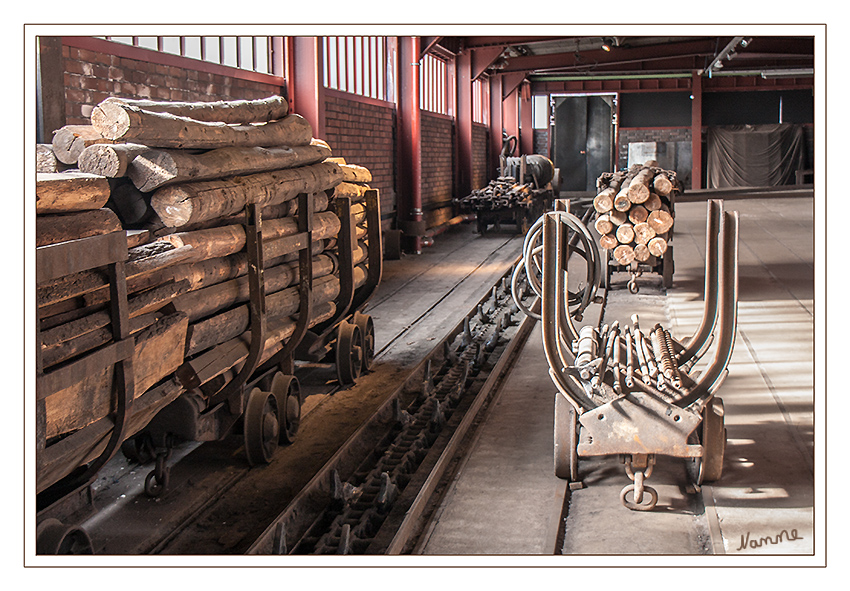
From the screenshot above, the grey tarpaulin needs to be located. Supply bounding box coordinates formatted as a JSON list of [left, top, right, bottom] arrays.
[[706, 123, 805, 188]]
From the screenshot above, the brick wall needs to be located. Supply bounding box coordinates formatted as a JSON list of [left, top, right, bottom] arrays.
[[324, 92, 397, 230], [61, 43, 282, 126], [472, 123, 490, 190], [421, 112, 455, 228], [533, 129, 550, 160]]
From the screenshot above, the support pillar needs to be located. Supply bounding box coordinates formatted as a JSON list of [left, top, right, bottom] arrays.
[[519, 81, 533, 157], [290, 37, 325, 139], [503, 85, 520, 156], [691, 71, 703, 190], [457, 48, 474, 198], [397, 36, 423, 254], [489, 75, 503, 177]]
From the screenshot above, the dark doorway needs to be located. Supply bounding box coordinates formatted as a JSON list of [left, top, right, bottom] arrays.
[[551, 94, 615, 192]]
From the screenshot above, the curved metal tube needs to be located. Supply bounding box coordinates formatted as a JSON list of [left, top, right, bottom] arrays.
[[677, 199, 722, 363], [541, 212, 597, 411], [677, 210, 739, 409]]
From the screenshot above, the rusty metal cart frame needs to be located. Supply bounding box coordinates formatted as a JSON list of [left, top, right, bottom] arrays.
[[543, 199, 737, 510]]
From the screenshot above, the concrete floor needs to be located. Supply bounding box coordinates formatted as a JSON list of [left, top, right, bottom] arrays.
[[418, 197, 817, 562]]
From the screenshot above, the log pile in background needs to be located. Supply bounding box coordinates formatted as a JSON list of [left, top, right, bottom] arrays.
[[36, 94, 374, 440], [592, 163, 679, 267]]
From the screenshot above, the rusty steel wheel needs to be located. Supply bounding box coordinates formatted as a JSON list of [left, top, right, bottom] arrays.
[[271, 372, 302, 444], [554, 392, 579, 481], [336, 321, 363, 386], [244, 387, 280, 466], [353, 312, 376, 372], [36, 518, 94, 555], [698, 397, 726, 484]]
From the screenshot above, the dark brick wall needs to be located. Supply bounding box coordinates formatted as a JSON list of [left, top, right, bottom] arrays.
[[421, 113, 455, 228], [324, 93, 397, 228], [533, 129, 550, 160], [61, 44, 281, 126], [617, 127, 692, 169], [472, 123, 491, 190]]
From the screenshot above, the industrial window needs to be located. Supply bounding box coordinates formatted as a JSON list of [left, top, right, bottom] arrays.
[[100, 36, 276, 74], [323, 36, 389, 102], [420, 53, 448, 115], [472, 77, 488, 124]]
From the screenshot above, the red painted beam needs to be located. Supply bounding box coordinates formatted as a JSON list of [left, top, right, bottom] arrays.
[[457, 49, 474, 196], [397, 36, 423, 253], [471, 45, 505, 80], [290, 37, 325, 139], [519, 81, 533, 157], [489, 75, 503, 176]]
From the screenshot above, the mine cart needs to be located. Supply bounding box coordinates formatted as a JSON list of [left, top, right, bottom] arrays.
[[539, 200, 737, 510], [455, 154, 560, 235]]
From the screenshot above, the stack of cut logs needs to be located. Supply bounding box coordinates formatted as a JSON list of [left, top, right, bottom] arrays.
[[592, 164, 679, 267], [36, 95, 373, 441]]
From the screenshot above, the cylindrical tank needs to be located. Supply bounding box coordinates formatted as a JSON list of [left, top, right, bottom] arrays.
[[504, 155, 555, 188]]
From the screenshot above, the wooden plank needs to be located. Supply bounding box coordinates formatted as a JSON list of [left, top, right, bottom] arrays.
[[36, 231, 127, 284]]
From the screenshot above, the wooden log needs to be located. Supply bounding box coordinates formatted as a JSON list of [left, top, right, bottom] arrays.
[[599, 234, 619, 250], [150, 161, 343, 227], [653, 172, 674, 197], [37, 242, 195, 309], [613, 244, 636, 266], [40, 280, 190, 363], [334, 182, 371, 201], [594, 214, 614, 236], [613, 189, 632, 212], [178, 301, 336, 389], [37, 144, 71, 173], [107, 179, 153, 226], [128, 143, 332, 192], [634, 243, 651, 262], [627, 167, 653, 204], [36, 172, 111, 214], [633, 222, 656, 245], [338, 163, 373, 184], [616, 223, 635, 245], [593, 188, 615, 214], [643, 192, 663, 212], [647, 236, 669, 258], [98, 95, 289, 124], [78, 143, 152, 178], [172, 254, 336, 323], [628, 204, 649, 225], [158, 210, 341, 263], [36, 209, 123, 247], [91, 101, 313, 148], [647, 209, 674, 234], [51, 125, 110, 165], [43, 312, 188, 439], [608, 210, 628, 226], [185, 274, 340, 357]]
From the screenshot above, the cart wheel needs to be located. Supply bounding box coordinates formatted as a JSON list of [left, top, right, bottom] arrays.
[[271, 372, 302, 444], [554, 392, 579, 481], [244, 387, 280, 466], [36, 518, 93, 555], [698, 397, 726, 484], [353, 312, 376, 371], [662, 246, 674, 288], [336, 321, 363, 385], [120, 432, 155, 464]]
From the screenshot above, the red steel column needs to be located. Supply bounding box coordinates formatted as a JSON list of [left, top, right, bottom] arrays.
[[489, 75, 503, 177], [456, 47, 473, 197], [398, 36, 423, 254], [290, 36, 325, 139], [503, 85, 520, 153], [519, 81, 533, 156], [691, 70, 702, 190]]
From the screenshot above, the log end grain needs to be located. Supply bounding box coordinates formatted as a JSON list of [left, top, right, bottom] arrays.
[[613, 244, 636, 266], [647, 236, 668, 258], [90, 101, 132, 141], [616, 223, 635, 245], [647, 210, 674, 234], [150, 186, 194, 228]]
